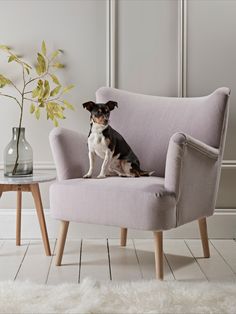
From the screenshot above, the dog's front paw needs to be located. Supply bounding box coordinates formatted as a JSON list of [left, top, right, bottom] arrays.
[[83, 173, 92, 178], [97, 174, 106, 179]]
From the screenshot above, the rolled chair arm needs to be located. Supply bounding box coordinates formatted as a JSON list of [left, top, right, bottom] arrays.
[[49, 127, 89, 181], [164, 132, 220, 226], [171, 133, 219, 160]]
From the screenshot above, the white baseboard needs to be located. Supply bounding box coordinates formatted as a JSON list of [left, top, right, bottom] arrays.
[[0, 209, 235, 239]]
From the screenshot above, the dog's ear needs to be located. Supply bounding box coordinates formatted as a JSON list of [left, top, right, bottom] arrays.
[[82, 101, 96, 112], [106, 100, 118, 111]]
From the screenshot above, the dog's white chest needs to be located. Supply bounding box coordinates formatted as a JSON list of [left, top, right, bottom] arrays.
[[88, 126, 108, 159]]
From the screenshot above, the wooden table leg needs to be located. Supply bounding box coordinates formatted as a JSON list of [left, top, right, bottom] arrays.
[[0, 184, 3, 198], [16, 190, 22, 246], [30, 183, 51, 256]]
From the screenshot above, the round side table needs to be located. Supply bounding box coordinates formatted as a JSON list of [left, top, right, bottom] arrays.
[[0, 172, 56, 256]]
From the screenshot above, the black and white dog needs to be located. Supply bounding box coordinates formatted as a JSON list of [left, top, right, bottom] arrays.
[[83, 100, 153, 179]]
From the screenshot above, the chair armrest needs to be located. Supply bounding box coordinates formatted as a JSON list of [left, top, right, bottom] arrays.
[[172, 133, 219, 159], [49, 127, 88, 181], [164, 132, 220, 226]]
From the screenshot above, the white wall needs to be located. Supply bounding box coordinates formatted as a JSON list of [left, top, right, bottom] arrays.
[[0, 0, 106, 209], [187, 0, 236, 208], [0, 0, 236, 238], [117, 0, 178, 96]]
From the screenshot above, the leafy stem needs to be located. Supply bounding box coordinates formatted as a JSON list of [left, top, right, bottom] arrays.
[[0, 92, 21, 108], [24, 54, 51, 89], [0, 41, 75, 175], [12, 86, 25, 175], [9, 81, 22, 95]]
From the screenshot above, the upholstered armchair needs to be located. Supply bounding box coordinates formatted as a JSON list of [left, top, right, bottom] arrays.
[[49, 87, 230, 280]]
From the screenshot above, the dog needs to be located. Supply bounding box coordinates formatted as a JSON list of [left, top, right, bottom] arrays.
[[82, 100, 153, 179]]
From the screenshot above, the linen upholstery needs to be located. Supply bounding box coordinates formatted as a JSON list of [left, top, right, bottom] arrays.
[[49, 87, 230, 231], [96, 87, 229, 177], [165, 132, 220, 226], [49, 128, 89, 181], [50, 177, 176, 230]]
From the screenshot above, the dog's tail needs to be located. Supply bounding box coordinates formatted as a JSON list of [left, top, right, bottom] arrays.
[[139, 170, 155, 177], [131, 162, 155, 177]]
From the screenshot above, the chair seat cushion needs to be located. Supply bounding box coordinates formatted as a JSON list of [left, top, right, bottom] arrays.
[[50, 177, 177, 230]]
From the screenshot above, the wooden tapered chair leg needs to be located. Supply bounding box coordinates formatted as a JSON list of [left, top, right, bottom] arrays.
[[153, 231, 164, 280], [120, 228, 128, 246], [55, 220, 69, 266], [198, 217, 210, 258]]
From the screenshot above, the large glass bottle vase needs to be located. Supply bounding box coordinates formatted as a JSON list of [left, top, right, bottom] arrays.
[[4, 127, 33, 177]]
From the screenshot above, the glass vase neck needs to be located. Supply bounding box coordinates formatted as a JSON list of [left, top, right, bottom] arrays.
[[12, 127, 25, 140]]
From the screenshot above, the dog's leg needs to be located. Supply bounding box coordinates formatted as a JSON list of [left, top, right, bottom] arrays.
[[113, 169, 125, 177], [83, 151, 95, 178], [109, 158, 126, 177], [97, 150, 112, 179]]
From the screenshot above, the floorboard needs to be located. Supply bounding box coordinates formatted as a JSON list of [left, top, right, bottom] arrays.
[[164, 240, 206, 281], [16, 240, 56, 284], [133, 239, 175, 280], [47, 240, 81, 285], [0, 240, 29, 281], [80, 239, 110, 282], [0, 239, 235, 283], [108, 239, 142, 281], [186, 240, 236, 282], [210, 239, 236, 274]]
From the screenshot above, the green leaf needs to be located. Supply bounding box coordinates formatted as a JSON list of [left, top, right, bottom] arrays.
[[35, 107, 41, 120], [35, 65, 41, 75], [52, 62, 64, 69], [38, 87, 44, 100], [62, 99, 75, 111], [0, 74, 11, 88], [43, 80, 50, 99], [8, 55, 16, 63], [38, 79, 43, 87], [35, 107, 41, 119], [41, 40, 47, 56], [32, 87, 39, 98], [0, 44, 9, 51], [50, 86, 61, 97], [53, 118, 59, 127], [34, 79, 44, 99], [25, 67, 30, 75], [49, 73, 60, 85], [23, 62, 32, 69], [46, 104, 54, 120], [62, 84, 74, 94], [37, 53, 46, 73], [47, 101, 59, 110], [48, 113, 54, 120], [55, 111, 65, 119], [32, 80, 43, 98], [51, 50, 60, 60], [30, 103, 35, 114]]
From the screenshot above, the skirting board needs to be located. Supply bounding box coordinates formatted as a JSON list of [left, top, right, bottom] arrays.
[[0, 209, 235, 239]]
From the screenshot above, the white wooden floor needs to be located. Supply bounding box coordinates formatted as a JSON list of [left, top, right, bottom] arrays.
[[0, 239, 236, 284]]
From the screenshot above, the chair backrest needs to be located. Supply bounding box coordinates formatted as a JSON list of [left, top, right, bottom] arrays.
[[96, 87, 230, 177]]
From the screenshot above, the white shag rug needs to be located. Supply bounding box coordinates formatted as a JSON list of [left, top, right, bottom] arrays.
[[0, 278, 236, 314]]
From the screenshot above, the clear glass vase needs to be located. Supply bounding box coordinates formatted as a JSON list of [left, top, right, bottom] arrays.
[[4, 127, 33, 177]]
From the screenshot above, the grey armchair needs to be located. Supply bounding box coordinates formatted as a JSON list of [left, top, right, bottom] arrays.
[[49, 87, 230, 280]]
